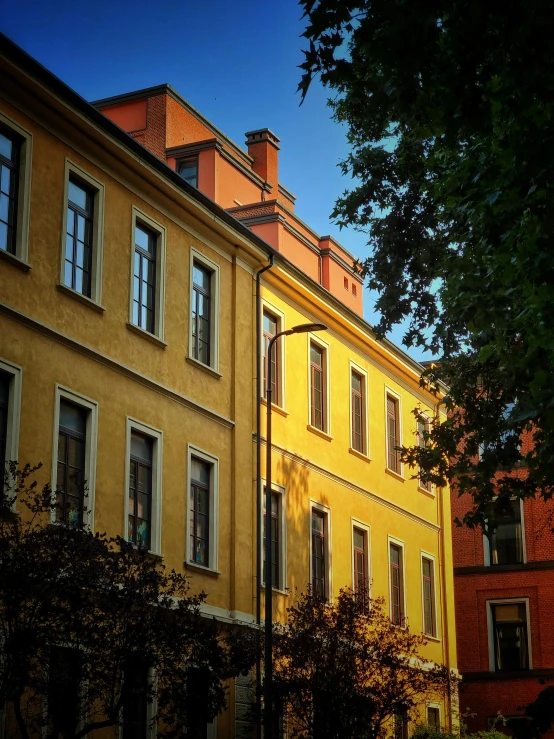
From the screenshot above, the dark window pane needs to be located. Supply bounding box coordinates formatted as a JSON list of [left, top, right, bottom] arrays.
[[490, 500, 523, 564], [131, 432, 153, 462], [178, 158, 198, 187], [493, 603, 529, 671], [0, 371, 10, 495]]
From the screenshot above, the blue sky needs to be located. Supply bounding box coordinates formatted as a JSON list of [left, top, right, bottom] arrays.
[[1, 0, 431, 361]]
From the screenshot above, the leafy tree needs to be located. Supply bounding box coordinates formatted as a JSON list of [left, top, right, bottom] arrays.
[[272, 587, 453, 739], [298, 0, 554, 527], [0, 464, 244, 739]]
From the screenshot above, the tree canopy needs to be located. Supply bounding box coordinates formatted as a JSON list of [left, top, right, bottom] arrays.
[[272, 588, 452, 739], [299, 0, 554, 526], [0, 464, 243, 739]]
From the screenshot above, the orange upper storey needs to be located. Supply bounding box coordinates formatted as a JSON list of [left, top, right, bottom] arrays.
[[93, 85, 364, 316]]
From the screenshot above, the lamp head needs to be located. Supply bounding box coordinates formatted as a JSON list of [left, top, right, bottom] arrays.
[[290, 323, 328, 334]]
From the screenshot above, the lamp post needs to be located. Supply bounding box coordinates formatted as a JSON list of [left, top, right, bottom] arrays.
[[263, 322, 327, 739]]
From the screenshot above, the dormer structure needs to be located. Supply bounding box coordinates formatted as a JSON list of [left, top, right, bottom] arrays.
[[93, 85, 364, 316]]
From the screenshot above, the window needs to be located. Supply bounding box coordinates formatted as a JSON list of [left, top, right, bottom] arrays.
[[352, 283, 357, 297], [64, 177, 94, 297], [61, 161, 105, 304], [311, 507, 329, 598], [0, 114, 32, 262], [263, 489, 283, 589], [427, 707, 440, 729], [52, 386, 98, 530], [122, 660, 150, 739], [389, 541, 405, 625], [132, 222, 157, 334], [489, 500, 524, 565], [128, 432, 153, 549], [0, 125, 20, 255], [353, 526, 369, 607], [0, 360, 21, 498], [343, 276, 349, 290], [386, 393, 401, 473], [418, 417, 432, 492], [190, 457, 211, 567], [263, 310, 280, 404], [56, 400, 87, 526], [189, 250, 220, 371], [310, 342, 327, 431], [422, 556, 437, 637], [126, 419, 162, 554], [178, 157, 198, 187], [351, 369, 366, 454], [129, 208, 166, 341], [48, 647, 81, 738], [394, 711, 409, 739], [187, 445, 219, 571], [490, 602, 530, 671], [192, 261, 212, 365]]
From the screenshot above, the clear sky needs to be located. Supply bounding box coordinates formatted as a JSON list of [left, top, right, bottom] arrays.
[[1, 0, 432, 362]]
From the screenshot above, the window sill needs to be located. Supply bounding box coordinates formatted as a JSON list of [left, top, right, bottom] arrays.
[[185, 561, 220, 577], [418, 485, 435, 498], [349, 447, 371, 462], [57, 283, 105, 313], [261, 398, 289, 417], [186, 355, 222, 378], [0, 248, 31, 272], [262, 585, 289, 596], [307, 424, 333, 441], [385, 467, 404, 482], [424, 634, 441, 642], [126, 322, 167, 348]]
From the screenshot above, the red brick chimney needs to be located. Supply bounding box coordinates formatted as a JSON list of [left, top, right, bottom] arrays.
[[245, 129, 280, 188]]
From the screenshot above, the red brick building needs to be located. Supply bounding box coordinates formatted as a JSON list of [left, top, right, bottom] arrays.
[[452, 471, 554, 734]]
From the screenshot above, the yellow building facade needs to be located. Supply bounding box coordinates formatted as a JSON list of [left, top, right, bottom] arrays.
[[0, 34, 457, 738]]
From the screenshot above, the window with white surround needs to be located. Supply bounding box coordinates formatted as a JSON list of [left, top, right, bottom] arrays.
[[310, 502, 331, 599], [125, 418, 163, 555], [389, 537, 406, 626], [0, 358, 22, 497], [417, 415, 432, 492], [187, 444, 219, 572], [488, 599, 531, 672], [189, 248, 220, 371], [263, 483, 286, 591], [352, 520, 370, 608], [350, 362, 368, 455], [386, 389, 402, 474], [61, 160, 105, 305], [51, 386, 98, 529], [427, 704, 441, 729], [421, 553, 437, 637], [309, 335, 330, 433], [130, 207, 166, 340], [0, 113, 32, 263], [486, 499, 525, 565]]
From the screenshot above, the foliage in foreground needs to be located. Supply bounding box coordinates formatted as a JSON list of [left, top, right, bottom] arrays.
[[272, 587, 453, 739], [0, 464, 245, 739], [299, 0, 554, 528]]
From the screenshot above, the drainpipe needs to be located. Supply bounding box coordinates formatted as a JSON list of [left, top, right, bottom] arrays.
[[255, 254, 273, 738]]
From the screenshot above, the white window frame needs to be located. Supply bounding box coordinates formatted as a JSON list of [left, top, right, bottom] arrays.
[[426, 702, 442, 729], [118, 665, 157, 739], [483, 498, 527, 566], [186, 443, 219, 573], [349, 361, 369, 457], [420, 550, 439, 639], [0, 112, 33, 264], [0, 357, 22, 480], [309, 500, 332, 600], [189, 247, 220, 372], [130, 206, 167, 340], [124, 418, 163, 556], [385, 386, 403, 477], [260, 299, 287, 409], [487, 597, 532, 672], [261, 480, 287, 592], [51, 385, 98, 531], [351, 518, 371, 598], [307, 333, 331, 435], [61, 159, 105, 305], [388, 535, 407, 625]]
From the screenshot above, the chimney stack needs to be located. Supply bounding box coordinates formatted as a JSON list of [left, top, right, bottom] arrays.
[[245, 129, 280, 189]]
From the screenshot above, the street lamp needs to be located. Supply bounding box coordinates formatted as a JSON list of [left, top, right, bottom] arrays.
[[263, 322, 327, 739]]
